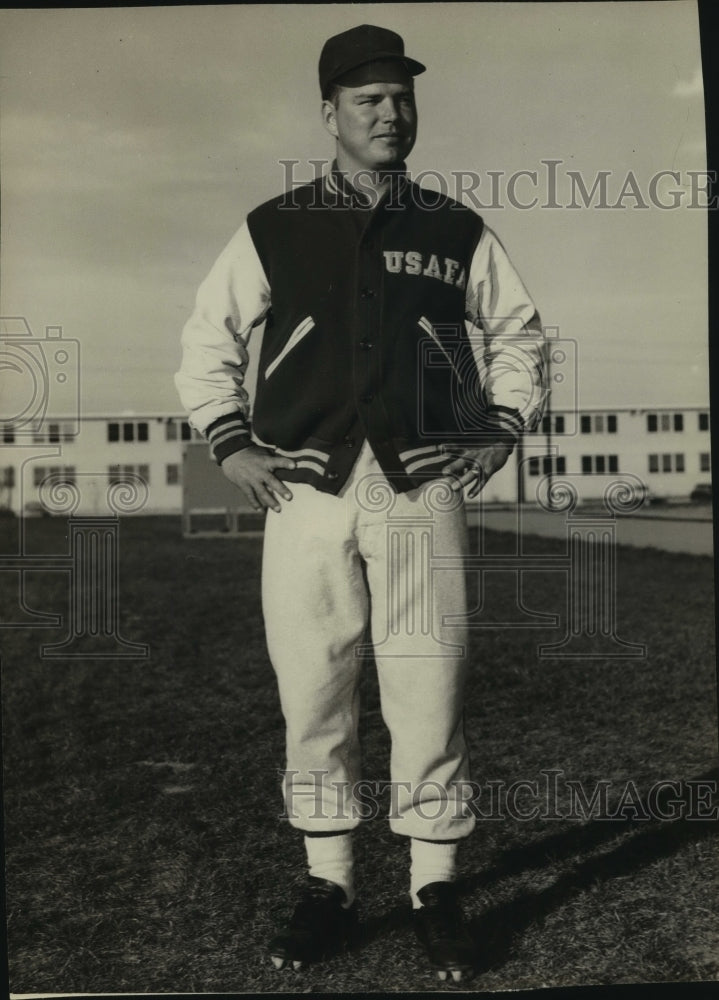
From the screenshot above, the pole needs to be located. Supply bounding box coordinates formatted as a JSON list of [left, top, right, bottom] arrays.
[[516, 432, 524, 506], [546, 347, 553, 507]]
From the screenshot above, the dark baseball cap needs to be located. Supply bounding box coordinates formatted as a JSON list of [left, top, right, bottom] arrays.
[[319, 24, 426, 97]]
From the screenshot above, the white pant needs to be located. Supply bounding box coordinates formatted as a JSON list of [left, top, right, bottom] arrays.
[[261, 441, 475, 840]]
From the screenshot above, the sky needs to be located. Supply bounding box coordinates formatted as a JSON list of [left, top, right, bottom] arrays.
[[0, 2, 708, 419]]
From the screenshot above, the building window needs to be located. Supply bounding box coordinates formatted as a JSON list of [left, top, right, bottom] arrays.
[[648, 412, 686, 433], [166, 464, 180, 485], [109, 420, 150, 443], [3, 426, 15, 444], [28, 422, 74, 444], [700, 452, 711, 473], [580, 414, 616, 433], [544, 456, 565, 474], [540, 415, 565, 435], [582, 455, 619, 475], [109, 463, 150, 486], [699, 412, 709, 431], [33, 466, 75, 487], [168, 419, 201, 442], [529, 455, 565, 476], [2, 467, 15, 487], [651, 454, 685, 474]]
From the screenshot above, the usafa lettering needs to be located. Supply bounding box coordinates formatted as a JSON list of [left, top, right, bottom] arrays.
[[383, 250, 467, 290]]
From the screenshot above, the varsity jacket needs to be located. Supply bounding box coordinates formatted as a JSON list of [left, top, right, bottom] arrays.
[[175, 165, 547, 495]]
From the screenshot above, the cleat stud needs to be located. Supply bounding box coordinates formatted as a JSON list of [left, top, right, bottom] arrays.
[[292, 960, 303, 971], [271, 956, 285, 970], [437, 970, 448, 981], [451, 970, 463, 982]]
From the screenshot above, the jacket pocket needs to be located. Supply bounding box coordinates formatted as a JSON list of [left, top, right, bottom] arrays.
[[418, 316, 464, 384], [265, 316, 316, 379]]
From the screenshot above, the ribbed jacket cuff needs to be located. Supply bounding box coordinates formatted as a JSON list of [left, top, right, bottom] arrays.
[[486, 405, 525, 446], [205, 413, 253, 465]]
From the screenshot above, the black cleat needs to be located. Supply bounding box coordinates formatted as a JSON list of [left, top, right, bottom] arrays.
[[413, 881, 475, 983], [268, 876, 357, 970]]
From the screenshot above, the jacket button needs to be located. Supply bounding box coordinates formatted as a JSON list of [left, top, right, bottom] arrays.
[[326, 470, 339, 481], [361, 393, 374, 404], [344, 437, 356, 449], [359, 340, 373, 350], [360, 287, 375, 299]]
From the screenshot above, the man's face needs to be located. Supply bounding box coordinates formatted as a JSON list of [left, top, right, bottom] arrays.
[[323, 80, 418, 174]]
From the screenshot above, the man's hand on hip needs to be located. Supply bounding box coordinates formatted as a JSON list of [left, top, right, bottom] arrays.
[[442, 442, 514, 499], [220, 446, 297, 512]]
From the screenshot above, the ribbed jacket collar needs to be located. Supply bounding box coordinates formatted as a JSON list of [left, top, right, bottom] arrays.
[[324, 159, 410, 209]]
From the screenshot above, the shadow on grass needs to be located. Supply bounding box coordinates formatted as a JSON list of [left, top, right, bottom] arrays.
[[464, 765, 719, 974], [355, 767, 719, 973]]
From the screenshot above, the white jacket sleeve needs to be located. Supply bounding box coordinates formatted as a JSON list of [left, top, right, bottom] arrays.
[[174, 221, 271, 440], [465, 225, 547, 437]]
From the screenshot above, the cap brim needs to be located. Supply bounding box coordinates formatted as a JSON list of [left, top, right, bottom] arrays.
[[330, 52, 426, 88], [399, 56, 426, 77]]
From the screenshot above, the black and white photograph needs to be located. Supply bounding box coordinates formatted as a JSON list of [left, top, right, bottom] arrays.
[[0, 3, 717, 996]]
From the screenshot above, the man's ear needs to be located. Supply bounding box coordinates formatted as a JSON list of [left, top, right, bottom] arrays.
[[321, 99, 339, 138]]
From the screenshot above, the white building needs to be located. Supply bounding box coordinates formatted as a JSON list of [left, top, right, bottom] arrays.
[[483, 404, 712, 506], [0, 414, 201, 516], [0, 406, 711, 516]]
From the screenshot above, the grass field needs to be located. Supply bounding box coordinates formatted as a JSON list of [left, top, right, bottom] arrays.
[[2, 514, 718, 995]]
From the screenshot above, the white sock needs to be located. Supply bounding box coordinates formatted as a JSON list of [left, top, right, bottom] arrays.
[[304, 833, 355, 908], [409, 838, 458, 909]]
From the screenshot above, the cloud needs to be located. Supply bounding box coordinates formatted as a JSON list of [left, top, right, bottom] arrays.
[[671, 67, 703, 98]]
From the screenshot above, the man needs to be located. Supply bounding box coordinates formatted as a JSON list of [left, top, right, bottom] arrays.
[[175, 24, 545, 983]]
